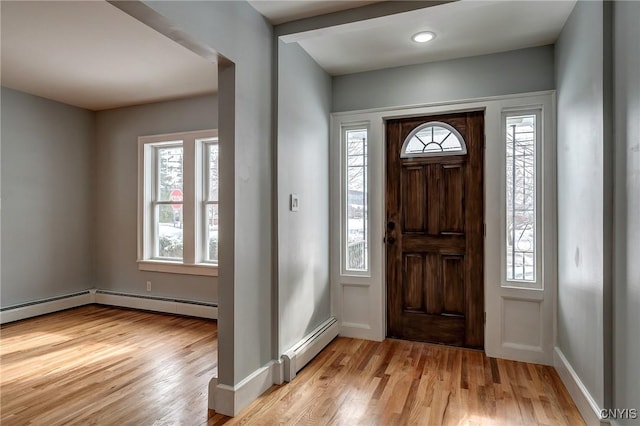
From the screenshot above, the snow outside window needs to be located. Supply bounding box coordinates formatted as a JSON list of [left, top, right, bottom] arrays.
[[344, 127, 369, 274], [138, 130, 218, 276], [505, 112, 540, 286]]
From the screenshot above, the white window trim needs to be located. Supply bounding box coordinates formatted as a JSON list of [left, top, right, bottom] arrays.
[[137, 129, 218, 277], [341, 123, 371, 277], [400, 121, 467, 158], [201, 140, 219, 265], [501, 109, 542, 289], [330, 91, 556, 364]]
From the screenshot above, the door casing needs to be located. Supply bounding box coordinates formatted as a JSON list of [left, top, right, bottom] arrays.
[[330, 91, 556, 366]]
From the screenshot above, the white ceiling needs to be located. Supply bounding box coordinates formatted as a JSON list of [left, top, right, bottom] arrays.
[[248, 0, 384, 25], [1, 1, 576, 111], [292, 0, 577, 75], [0, 1, 217, 111]]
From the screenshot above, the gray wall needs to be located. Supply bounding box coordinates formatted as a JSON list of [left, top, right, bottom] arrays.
[[613, 1, 640, 422], [144, 0, 273, 386], [332, 45, 555, 112], [555, 0, 606, 409], [94, 94, 218, 302], [1, 87, 94, 307], [276, 40, 331, 354]]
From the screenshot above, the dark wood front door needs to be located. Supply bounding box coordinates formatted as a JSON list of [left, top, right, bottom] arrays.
[[386, 111, 484, 349]]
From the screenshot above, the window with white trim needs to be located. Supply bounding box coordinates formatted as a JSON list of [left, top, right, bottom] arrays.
[[400, 121, 467, 158], [203, 142, 219, 264], [504, 111, 540, 286], [343, 126, 369, 273], [138, 129, 218, 276]]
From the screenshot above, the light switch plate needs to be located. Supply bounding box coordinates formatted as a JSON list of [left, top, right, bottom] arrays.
[[290, 194, 299, 212]]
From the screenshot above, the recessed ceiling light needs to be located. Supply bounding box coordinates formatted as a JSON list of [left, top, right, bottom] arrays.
[[412, 31, 436, 43]]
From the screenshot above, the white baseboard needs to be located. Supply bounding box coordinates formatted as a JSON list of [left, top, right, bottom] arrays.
[[553, 347, 609, 426], [339, 321, 383, 341], [0, 289, 217, 324], [281, 316, 339, 382], [209, 317, 340, 416], [94, 291, 217, 319], [209, 361, 275, 416], [0, 291, 93, 324], [489, 343, 552, 366]]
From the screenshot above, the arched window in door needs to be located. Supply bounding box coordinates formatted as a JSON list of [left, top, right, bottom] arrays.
[[400, 121, 467, 158]]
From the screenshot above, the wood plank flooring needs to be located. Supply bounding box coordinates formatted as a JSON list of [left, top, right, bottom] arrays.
[[1, 305, 218, 425], [213, 339, 584, 426], [1, 306, 583, 425]]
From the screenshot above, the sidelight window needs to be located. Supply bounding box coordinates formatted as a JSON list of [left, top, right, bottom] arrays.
[[344, 127, 369, 273], [505, 112, 538, 283]]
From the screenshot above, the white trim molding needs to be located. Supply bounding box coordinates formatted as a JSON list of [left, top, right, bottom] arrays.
[[209, 362, 275, 417], [208, 317, 339, 416], [0, 291, 93, 324], [137, 260, 218, 276], [281, 316, 339, 382], [0, 289, 218, 324], [331, 91, 557, 365], [94, 291, 217, 319], [554, 347, 609, 426]]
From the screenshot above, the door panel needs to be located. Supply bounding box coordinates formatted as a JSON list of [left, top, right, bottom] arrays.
[[441, 165, 465, 234], [427, 167, 440, 234], [403, 254, 424, 311], [386, 111, 484, 349], [442, 255, 465, 315], [425, 254, 441, 315], [402, 168, 426, 232]]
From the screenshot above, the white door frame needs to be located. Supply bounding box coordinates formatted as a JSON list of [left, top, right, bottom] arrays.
[[330, 91, 556, 365]]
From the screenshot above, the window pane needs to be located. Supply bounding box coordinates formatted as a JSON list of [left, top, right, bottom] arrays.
[[401, 122, 466, 157], [157, 204, 183, 259], [157, 146, 183, 202], [206, 204, 219, 263], [506, 114, 536, 281], [208, 143, 219, 201], [345, 129, 368, 272]]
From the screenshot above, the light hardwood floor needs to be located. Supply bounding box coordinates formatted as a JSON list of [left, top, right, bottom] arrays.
[[1, 306, 583, 425], [1, 305, 218, 425]]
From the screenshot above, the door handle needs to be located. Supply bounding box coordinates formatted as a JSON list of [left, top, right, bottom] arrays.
[[387, 221, 396, 230], [387, 236, 396, 245]]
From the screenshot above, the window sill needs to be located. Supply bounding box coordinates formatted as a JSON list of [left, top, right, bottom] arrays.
[[137, 260, 218, 277], [499, 285, 544, 301]]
